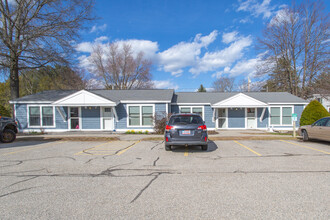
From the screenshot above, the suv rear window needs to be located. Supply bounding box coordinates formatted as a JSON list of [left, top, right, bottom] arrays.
[[169, 115, 203, 125]]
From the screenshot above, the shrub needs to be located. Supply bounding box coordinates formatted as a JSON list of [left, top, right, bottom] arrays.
[[125, 130, 136, 134], [0, 104, 11, 117], [153, 112, 171, 134], [300, 100, 330, 126]]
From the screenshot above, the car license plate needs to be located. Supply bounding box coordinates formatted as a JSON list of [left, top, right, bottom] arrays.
[[182, 130, 191, 135]]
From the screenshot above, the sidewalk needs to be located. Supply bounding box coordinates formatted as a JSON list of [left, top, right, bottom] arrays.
[[16, 130, 297, 141]]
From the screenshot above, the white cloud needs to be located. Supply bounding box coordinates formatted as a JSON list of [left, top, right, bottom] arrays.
[[76, 42, 94, 53], [95, 36, 109, 42], [222, 31, 239, 44], [157, 30, 218, 76], [189, 35, 252, 76], [114, 39, 159, 60], [76, 30, 256, 79], [90, 24, 107, 33], [239, 17, 252, 23], [218, 52, 265, 78], [269, 7, 292, 27], [237, 0, 274, 19], [152, 80, 179, 90]]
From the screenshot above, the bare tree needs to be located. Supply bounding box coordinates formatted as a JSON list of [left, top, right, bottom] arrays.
[[89, 43, 154, 90], [238, 79, 264, 92], [258, 0, 329, 98], [0, 0, 95, 100], [212, 76, 235, 92]]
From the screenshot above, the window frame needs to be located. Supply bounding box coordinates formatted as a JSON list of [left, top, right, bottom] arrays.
[[127, 104, 155, 127], [27, 105, 56, 128], [269, 106, 294, 126], [179, 106, 205, 120]]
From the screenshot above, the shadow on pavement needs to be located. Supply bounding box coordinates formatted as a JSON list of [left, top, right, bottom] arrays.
[[0, 139, 60, 149], [171, 140, 218, 153]]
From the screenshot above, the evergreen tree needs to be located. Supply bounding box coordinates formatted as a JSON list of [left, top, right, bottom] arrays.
[[197, 84, 206, 92], [300, 100, 330, 126]]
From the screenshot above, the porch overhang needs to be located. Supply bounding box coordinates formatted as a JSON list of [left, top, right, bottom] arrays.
[[211, 93, 268, 108], [52, 90, 116, 107]]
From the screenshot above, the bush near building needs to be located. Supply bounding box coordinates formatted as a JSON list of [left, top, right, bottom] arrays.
[[0, 104, 11, 117], [300, 100, 330, 126]]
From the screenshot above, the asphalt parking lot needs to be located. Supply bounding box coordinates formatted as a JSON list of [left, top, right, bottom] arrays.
[[0, 139, 329, 219]]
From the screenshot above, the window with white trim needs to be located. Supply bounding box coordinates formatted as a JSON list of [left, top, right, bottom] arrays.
[[179, 106, 204, 118], [29, 106, 54, 127], [270, 106, 293, 125], [128, 105, 154, 127]]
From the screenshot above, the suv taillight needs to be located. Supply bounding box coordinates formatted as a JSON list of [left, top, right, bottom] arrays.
[[197, 125, 207, 131], [165, 125, 173, 131]]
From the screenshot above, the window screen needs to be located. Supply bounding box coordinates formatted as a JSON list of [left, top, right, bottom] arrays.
[[180, 107, 191, 113], [29, 107, 40, 126], [192, 107, 203, 117], [42, 107, 54, 126], [270, 107, 280, 124], [129, 106, 140, 126], [142, 106, 153, 126], [282, 107, 292, 125]]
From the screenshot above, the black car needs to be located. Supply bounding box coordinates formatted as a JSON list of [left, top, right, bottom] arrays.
[[164, 113, 208, 151], [0, 116, 18, 143]]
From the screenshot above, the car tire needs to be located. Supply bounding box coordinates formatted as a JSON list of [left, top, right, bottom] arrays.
[[201, 145, 208, 151], [302, 130, 309, 141], [165, 145, 172, 151], [0, 129, 16, 143]]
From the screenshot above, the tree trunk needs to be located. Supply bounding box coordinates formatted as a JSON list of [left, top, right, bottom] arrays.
[[10, 56, 20, 100]]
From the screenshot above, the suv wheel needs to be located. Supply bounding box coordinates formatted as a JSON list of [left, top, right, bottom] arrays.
[[165, 145, 172, 151], [201, 145, 208, 151], [1, 129, 16, 143], [302, 130, 309, 141]]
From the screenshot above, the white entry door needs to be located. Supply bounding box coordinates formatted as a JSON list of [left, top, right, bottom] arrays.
[[102, 107, 114, 130], [246, 108, 257, 129]]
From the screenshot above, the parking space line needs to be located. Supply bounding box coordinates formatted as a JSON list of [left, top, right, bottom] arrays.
[[280, 140, 330, 154], [75, 141, 114, 155], [184, 146, 188, 156], [116, 141, 140, 156], [1, 141, 67, 156], [234, 141, 262, 156]]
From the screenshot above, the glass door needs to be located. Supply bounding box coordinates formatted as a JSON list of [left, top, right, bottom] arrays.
[[70, 107, 80, 130], [246, 108, 256, 129], [217, 108, 227, 128], [103, 107, 114, 130]]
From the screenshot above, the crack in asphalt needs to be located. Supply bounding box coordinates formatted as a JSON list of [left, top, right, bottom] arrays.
[[0, 187, 38, 198], [0, 156, 76, 168], [130, 173, 161, 203], [153, 157, 159, 166], [150, 141, 164, 150], [3, 176, 38, 189], [0, 160, 23, 168]]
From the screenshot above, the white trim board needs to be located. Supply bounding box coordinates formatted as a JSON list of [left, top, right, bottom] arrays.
[[126, 104, 155, 128], [121, 100, 171, 103]]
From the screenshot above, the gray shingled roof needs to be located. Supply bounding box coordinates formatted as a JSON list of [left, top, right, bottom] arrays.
[[11, 90, 77, 102], [11, 89, 307, 104], [173, 92, 307, 105], [11, 89, 174, 103], [90, 89, 174, 103]]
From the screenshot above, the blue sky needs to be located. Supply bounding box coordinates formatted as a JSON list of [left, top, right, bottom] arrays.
[[76, 0, 329, 91]]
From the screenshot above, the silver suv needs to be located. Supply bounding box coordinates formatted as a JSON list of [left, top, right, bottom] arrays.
[[164, 113, 208, 151]]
